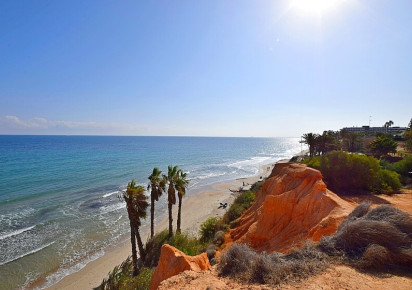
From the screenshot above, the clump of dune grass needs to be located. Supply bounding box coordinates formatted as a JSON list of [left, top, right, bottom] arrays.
[[319, 202, 412, 270], [218, 242, 328, 285]]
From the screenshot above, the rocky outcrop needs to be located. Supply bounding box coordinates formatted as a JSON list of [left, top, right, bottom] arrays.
[[229, 163, 353, 253], [150, 244, 211, 290]]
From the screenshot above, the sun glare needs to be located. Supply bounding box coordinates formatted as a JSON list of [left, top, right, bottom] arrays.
[[292, 0, 341, 14]]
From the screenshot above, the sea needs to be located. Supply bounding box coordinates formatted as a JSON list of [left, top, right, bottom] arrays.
[[0, 136, 301, 289]]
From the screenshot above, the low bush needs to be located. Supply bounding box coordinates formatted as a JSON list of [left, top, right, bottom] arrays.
[[392, 155, 412, 177], [319, 202, 412, 271], [305, 151, 401, 194], [218, 242, 328, 285], [250, 180, 264, 192], [221, 190, 255, 225], [374, 169, 402, 193], [220, 203, 412, 286], [199, 217, 219, 243], [144, 230, 207, 268], [213, 231, 225, 246], [94, 257, 154, 290]]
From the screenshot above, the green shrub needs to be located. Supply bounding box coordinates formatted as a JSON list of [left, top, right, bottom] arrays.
[[304, 157, 321, 169], [199, 217, 219, 242], [227, 203, 245, 221], [236, 190, 255, 205], [305, 151, 401, 194], [94, 258, 154, 290], [374, 169, 402, 194], [250, 180, 264, 192], [221, 190, 255, 225], [392, 155, 412, 177], [144, 230, 207, 267]]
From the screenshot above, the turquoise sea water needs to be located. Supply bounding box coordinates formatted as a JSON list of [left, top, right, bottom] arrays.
[[0, 136, 300, 289]]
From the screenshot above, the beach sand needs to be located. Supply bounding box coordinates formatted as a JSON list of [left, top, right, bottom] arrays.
[[43, 163, 276, 290]]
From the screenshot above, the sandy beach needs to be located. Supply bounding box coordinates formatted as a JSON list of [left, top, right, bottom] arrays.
[[41, 162, 276, 290]]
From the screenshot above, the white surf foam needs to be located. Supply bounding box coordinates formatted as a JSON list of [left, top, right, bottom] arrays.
[[102, 191, 118, 198], [0, 225, 36, 241], [0, 241, 55, 266]]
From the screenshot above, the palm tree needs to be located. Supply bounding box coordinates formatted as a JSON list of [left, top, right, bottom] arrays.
[[163, 165, 179, 237], [384, 120, 394, 133], [175, 170, 189, 234], [148, 167, 165, 239], [122, 179, 149, 276], [301, 133, 319, 157]]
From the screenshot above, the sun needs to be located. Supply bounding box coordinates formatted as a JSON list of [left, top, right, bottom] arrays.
[[292, 0, 341, 14]]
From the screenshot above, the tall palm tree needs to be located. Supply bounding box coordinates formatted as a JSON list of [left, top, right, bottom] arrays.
[[122, 179, 149, 276], [175, 170, 189, 234], [384, 120, 394, 133], [301, 133, 319, 157], [163, 165, 179, 237], [148, 167, 165, 239]]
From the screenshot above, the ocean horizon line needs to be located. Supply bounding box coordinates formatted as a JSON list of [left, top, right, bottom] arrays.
[[0, 134, 300, 138]]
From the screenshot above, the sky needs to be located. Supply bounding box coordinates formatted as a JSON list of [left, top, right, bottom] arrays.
[[0, 0, 411, 137]]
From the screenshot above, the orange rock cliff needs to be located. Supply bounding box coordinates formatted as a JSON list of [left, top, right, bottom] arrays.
[[229, 163, 354, 252], [149, 244, 211, 290]]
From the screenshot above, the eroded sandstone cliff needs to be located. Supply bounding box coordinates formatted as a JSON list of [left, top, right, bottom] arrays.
[[228, 163, 353, 252]]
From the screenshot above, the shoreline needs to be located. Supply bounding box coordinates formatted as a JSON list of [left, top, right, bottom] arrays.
[[33, 161, 278, 289]]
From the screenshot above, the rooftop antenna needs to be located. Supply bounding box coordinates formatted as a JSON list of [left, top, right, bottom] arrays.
[[369, 115, 372, 127]]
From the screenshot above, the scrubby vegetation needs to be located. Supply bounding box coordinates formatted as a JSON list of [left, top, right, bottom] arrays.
[[94, 257, 153, 290], [198, 188, 257, 244], [95, 230, 206, 289], [197, 184, 260, 266], [222, 190, 255, 226], [219, 202, 412, 286], [219, 243, 328, 285], [319, 202, 412, 270], [144, 230, 207, 268], [199, 217, 220, 242], [381, 155, 412, 177], [304, 151, 401, 194]]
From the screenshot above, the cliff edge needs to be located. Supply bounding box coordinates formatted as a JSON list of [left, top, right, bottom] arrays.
[[229, 163, 354, 252]]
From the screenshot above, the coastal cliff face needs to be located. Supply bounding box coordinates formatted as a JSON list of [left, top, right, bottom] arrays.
[[152, 163, 354, 289], [149, 244, 211, 290], [229, 163, 353, 253]]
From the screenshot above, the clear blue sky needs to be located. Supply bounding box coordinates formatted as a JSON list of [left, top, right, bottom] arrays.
[[0, 0, 411, 136]]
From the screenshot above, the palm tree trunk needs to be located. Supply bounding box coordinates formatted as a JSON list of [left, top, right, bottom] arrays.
[[130, 222, 139, 276], [150, 195, 155, 239], [176, 194, 182, 234], [135, 227, 146, 263], [168, 202, 173, 237]]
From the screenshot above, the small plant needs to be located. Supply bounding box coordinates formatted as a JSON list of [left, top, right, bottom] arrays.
[[218, 242, 328, 285], [199, 217, 219, 242], [250, 180, 264, 192], [213, 231, 225, 246], [94, 257, 154, 290], [144, 230, 207, 268], [222, 190, 255, 224]]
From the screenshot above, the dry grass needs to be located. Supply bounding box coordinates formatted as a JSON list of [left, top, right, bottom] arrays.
[[218, 242, 328, 285], [319, 202, 412, 271], [219, 202, 412, 286]]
